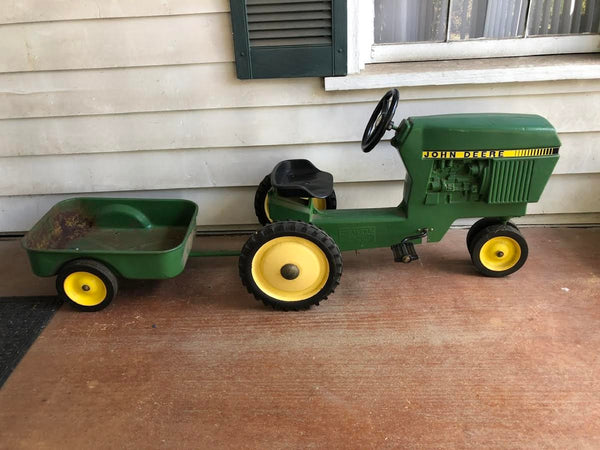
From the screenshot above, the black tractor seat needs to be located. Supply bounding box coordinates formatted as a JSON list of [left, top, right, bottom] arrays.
[[270, 159, 334, 198]]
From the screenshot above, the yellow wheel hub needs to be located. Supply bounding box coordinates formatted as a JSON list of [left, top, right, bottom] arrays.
[[479, 236, 521, 272], [312, 198, 327, 210], [252, 236, 329, 301], [264, 193, 273, 223], [265, 196, 327, 223], [63, 271, 107, 306]]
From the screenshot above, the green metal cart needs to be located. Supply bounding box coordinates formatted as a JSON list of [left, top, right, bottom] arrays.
[[22, 197, 236, 311]]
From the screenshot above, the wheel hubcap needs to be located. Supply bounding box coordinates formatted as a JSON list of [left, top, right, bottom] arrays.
[[480, 237, 521, 272], [280, 264, 300, 280], [63, 272, 107, 306], [252, 237, 329, 302]]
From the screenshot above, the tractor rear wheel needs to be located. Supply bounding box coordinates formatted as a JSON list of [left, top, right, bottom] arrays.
[[470, 224, 528, 277], [254, 175, 337, 226], [467, 218, 518, 254], [239, 221, 342, 310]]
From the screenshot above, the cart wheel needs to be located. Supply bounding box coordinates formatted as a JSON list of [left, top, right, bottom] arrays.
[[239, 221, 342, 310], [470, 224, 528, 277], [56, 259, 118, 311], [467, 218, 518, 254], [254, 175, 337, 226]]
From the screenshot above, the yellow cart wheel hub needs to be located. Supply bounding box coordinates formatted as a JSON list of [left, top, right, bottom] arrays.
[[479, 236, 521, 272], [252, 236, 329, 301], [63, 271, 107, 306]]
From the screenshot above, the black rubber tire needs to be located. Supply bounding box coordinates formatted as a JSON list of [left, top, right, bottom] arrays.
[[253, 175, 337, 226], [56, 259, 118, 312], [254, 175, 274, 226], [467, 218, 519, 254], [322, 193, 337, 210], [470, 224, 528, 277], [239, 221, 343, 310]]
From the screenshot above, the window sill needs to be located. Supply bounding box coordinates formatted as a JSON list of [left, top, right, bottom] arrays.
[[324, 54, 600, 91]]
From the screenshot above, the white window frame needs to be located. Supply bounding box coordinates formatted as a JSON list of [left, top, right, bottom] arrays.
[[347, 0, 600, 73]]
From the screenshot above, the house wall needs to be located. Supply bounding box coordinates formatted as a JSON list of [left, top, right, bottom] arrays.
[[1, 0, 599, 231]]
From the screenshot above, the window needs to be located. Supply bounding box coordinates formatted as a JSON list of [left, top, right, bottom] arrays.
[[367, 0, 600, 62], [326, 0, 600, 90]]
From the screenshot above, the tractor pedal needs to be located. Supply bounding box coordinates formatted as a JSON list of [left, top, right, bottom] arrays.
[[391, 242, 419, 263]]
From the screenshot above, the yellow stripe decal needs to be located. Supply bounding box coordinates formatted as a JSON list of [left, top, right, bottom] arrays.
[[422, 147, 559, 159]]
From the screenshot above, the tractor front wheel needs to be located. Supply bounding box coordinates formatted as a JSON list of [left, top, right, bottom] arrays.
[[467, 218, 518, 254], [239, 221, 342, 310], [254, 175, 337, 226], [470, 224, 528, 277]]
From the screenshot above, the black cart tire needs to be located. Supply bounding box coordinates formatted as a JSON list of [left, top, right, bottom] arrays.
[[467, 218, 518, 254], [239, 221, 343, 310], [254, 175, 337, 226], [470, 224, 528, 277], [56, 259, 118, 311]]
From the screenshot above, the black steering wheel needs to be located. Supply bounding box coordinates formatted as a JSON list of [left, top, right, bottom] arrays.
[[361, 89, 399, 153]]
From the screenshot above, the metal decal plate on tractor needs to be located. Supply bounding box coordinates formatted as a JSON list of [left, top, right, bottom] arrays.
[[422, 148, 559, 159]]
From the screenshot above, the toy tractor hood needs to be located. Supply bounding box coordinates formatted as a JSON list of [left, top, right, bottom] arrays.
[[406, 113, 561, 151]]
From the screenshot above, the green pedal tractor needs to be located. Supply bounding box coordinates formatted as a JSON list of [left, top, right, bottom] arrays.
[[23, 89, 560, 312], [240, 89, 560, 310]]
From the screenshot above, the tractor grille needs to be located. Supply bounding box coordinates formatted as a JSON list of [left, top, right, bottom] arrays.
[[488, 159, 534, 204], [246, 0, 333, 47]]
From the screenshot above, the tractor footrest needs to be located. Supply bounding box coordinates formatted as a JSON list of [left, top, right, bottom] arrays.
[[391, 242, 419, 263]]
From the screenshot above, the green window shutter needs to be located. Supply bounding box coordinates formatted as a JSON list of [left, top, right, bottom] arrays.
[[229, 0, 347, 79]]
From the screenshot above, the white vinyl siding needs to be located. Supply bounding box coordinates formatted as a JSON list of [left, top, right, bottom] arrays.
[[0, 2, 599, 231]]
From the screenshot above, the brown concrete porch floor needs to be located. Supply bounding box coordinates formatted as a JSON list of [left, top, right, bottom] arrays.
[[0, 227, 599, 449]]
